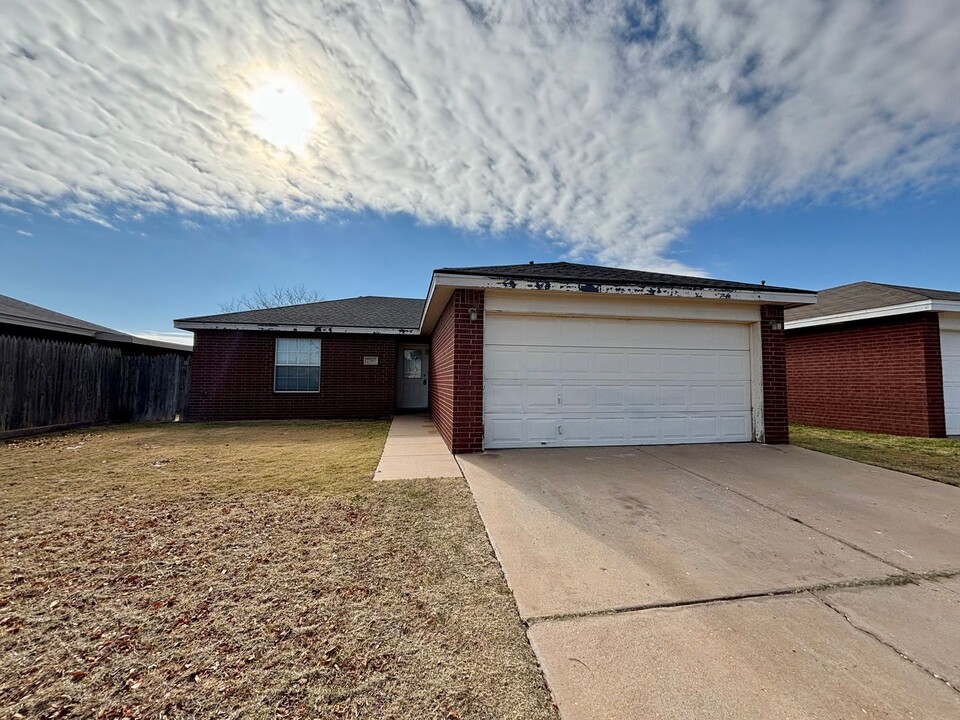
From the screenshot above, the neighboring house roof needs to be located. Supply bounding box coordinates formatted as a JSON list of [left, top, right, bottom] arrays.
[[785, 282, 960, 329], [438, 261, 807, 294], [175, 296, 425, 333], [0, 294, 190, 352]]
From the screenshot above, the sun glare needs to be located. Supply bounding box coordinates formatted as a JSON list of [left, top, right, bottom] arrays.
[[248, 74, 315, 154]]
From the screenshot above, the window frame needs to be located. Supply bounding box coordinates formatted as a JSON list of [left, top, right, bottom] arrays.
[[273, 337, 322, 393]]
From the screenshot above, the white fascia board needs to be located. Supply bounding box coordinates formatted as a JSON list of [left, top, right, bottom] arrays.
[[785, 300, 960, 330], [418, 272, 816, 334], [125, 336, 194, 352], [173, 321, 419, 335], [0, 313, 98, 338]]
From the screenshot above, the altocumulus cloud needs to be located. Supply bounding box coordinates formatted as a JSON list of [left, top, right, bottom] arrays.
[[1, 0, 959, 271]]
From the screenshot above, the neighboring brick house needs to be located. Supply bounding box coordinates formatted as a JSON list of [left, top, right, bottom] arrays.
[[176, 262, 815, 453], [785, 282, 960, 437]]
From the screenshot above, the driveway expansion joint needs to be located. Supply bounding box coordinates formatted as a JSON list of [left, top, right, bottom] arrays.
[[524, 569, 960, 627], [812, 590, 960, 696]]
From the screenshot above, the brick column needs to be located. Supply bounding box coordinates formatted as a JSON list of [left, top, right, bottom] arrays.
[[918, 314, 947, 438], [429, 289, 484, 453], [760, 305, 789, 444]]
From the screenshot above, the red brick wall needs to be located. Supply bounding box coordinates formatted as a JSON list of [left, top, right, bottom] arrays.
[[429, 289, 484, 453], [189, 331, 398, 421], [761, 305, 789, 444], [785, 312, 946, 437]]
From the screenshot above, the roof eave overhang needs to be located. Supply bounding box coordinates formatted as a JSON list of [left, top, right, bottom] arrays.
[[1, 313, 191, 351], [173, 320, 420, 335], [0, 313, 100, 339], [785, 300, 960, 330], [418, 272, 817, 334]]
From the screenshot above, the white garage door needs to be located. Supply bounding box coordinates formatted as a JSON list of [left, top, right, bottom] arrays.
[[942, 330, 960, 435], [483, 314, 754, 448]]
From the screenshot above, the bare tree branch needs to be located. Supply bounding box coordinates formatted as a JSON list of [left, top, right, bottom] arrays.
[[219, 285, 324, 312]]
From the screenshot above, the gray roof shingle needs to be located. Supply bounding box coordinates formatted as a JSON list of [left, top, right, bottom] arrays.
[[0, 294, 190, 351], [176, 296, 425, 329], [0, 293, 124, 338], [785, 282, 960, 322], [439, 261, 809, 294]]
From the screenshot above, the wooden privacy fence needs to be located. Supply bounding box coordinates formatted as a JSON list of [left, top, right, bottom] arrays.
[[0, 334, 191, 435]]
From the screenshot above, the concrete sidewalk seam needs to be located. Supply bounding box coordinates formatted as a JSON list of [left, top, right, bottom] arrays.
[[812, 590, 960, 696], [639, 446, 912, 574], [524, 569, 960, 626]]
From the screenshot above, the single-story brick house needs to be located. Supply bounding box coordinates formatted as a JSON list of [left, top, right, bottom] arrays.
[[175, 262, 816, 453], [785, 282, 960, 437]]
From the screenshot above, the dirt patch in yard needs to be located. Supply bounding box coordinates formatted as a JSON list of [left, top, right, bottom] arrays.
[[790, 424, 960, 487], [0, 422, 555, 719]]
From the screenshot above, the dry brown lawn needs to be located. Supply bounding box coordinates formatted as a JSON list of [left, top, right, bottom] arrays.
[[791, 423, 960, 487], [0, 421, 556, 720]]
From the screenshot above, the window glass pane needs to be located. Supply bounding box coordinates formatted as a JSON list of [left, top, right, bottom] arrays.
[[403, 349, 422, 379], [275, 339, 320, 390], [275, 365, 319, 391]]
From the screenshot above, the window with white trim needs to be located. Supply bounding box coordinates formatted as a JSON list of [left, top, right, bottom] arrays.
[[274, 338, 320, 392]]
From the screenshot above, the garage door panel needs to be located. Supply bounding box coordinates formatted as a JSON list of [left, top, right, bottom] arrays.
[[659, 353, 689, 377], [660, 416, 690, 440], [629, 418, 659, 442], [720, 384, 751, 408], [943, 329, 960, 435], [525, 384, 560, 411], [628, 353, 660, 376], [626, 385, 659, 408], [486, 384, 522, 412], [720, 414, 752, 440], [561, 351, 591, 374], [596, 352, 625, 374], [483, 315, 754, 448], [560, 384, 593, 409], [689, 385, 719, 409], [527, 350, 560, 375]]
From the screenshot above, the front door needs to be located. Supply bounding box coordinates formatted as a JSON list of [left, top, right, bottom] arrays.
[[397, 345, 429, 410]]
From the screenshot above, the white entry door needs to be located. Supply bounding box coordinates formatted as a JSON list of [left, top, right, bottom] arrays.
[[397, 345, 429, 410], [483, 314, 754, 448], [942, 330, 960, 435]]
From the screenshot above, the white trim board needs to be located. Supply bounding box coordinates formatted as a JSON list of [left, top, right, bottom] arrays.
[[420, 272, 815, 334], [785, 300, 960, 330], [173, 321, 419, 335], [940, 313, 960, 332]]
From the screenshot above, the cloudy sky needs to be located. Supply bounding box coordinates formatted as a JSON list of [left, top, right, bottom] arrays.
[[1, 0, 959, 341]]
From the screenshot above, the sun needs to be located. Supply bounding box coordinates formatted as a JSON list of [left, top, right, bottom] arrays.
[[247, 74, 315, 154]]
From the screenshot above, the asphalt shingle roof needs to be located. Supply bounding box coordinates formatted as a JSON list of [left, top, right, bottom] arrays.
[[439, 261, 809, 294], [785, 282, 960, 322], [177, 296, 425, 329], [0, 293, 124, 338], [0, 294, 190, 351]]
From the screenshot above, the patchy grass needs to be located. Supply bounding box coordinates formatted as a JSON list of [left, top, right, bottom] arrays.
[[790, 424, 960, 487], [0, 422, 555, 719]]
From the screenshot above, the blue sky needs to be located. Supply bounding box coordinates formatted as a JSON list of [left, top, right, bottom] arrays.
[[2, 1, 959, 342], [2, 187, 957, 341]]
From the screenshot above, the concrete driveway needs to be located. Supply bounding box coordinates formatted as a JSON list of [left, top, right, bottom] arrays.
[[458, 444, 960, 719]]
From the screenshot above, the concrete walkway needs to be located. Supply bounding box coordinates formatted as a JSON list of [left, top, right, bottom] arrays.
[[374, 415, 462, 481]]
